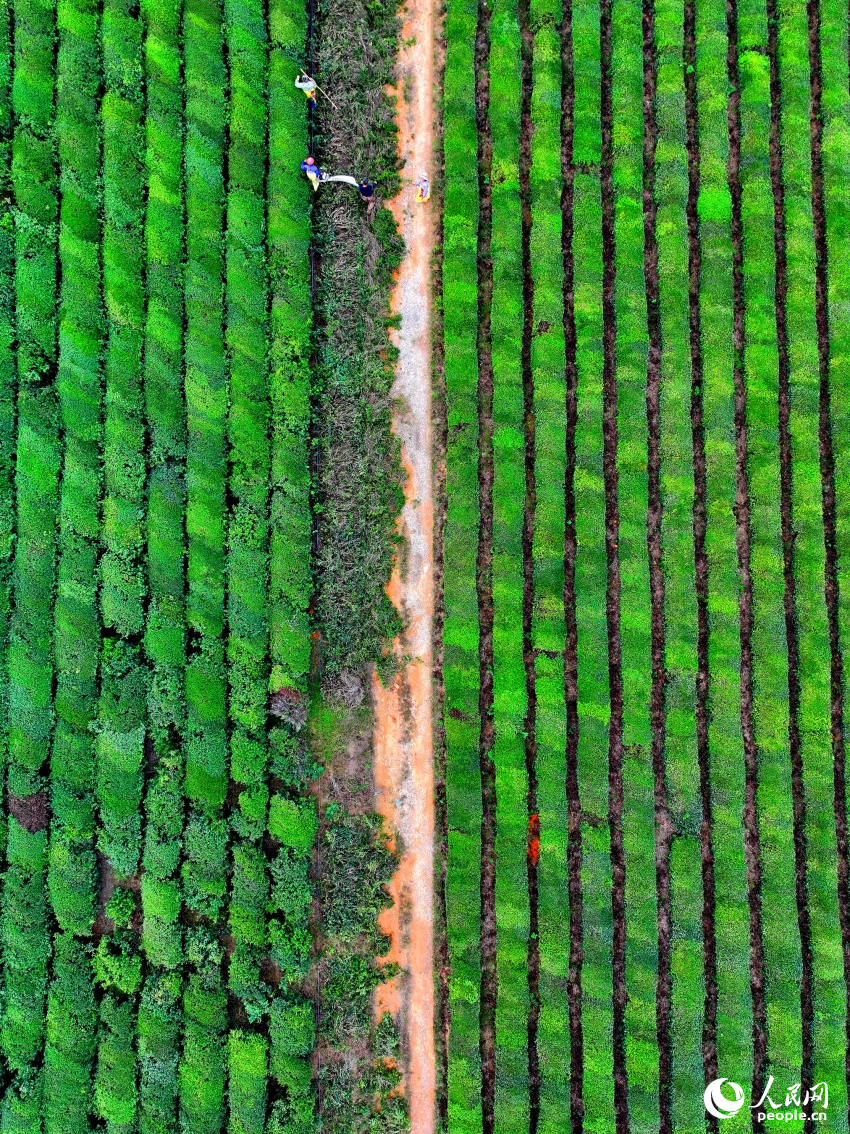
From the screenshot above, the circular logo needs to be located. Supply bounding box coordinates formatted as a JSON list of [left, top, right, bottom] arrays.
[[704, 1079, 746, 1120]]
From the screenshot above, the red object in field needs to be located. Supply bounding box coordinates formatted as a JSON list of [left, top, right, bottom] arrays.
[[527, 812, 540, 866]]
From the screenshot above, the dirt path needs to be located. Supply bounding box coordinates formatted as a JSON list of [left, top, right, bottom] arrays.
[[371, 0, 436, 1129]]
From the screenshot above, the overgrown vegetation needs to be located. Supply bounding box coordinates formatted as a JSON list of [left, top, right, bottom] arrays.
[[312, 0, 406, 675], [317, 811, 407, 1133], [301, 0, 411, 1125]]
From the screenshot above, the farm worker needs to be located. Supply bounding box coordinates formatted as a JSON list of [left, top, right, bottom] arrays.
[[414, 173, 430, 202], [294, 73, 318, 106], [301, 156, 322, 192], [358, 179, 377, 219]]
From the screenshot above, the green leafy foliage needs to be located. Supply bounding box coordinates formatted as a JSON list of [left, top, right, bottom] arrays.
[[0, 0, 14, 857], [142, 0, 187, 1036], [270, 994, 314, 1056], [137, 972, 181, 1134], [268, 794, 318, 852], [95, 639, 147, 876], [95, 934, 143, 996], [101, 0, 146, 638], [487, 0, 532, 1121], [693, 0, 752, 1085], [0, 0, 59, 1096], [440, 0, 482, 1119], [268, 845, 311, 980], [95, 994, 138, 1130], [653, 0, 703, 1114], [44, 935, 97, 1134], [49, 0, 103, 940], [6, 0, 60, 798], [0, 821, 49, 1076], [268, 0, 311, 692], [180, 967, 227, 1133], [182, 812, 228, 918], [142, 754, 184, 969], [527, 0, 572, 1120], [227, 1031, 268, 1134]]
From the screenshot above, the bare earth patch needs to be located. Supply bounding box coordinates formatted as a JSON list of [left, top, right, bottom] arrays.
[[372, 0, 437, 1128], [7, 791, 47, 834]]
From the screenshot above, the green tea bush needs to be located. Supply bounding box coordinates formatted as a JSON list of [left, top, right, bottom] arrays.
[[94, 935, 143, 997], [608, 0, 658, 1115], [0, 0, 12, 823], [223, 0, 275, 1053], [229, 843, 268, 949], [44, 934, 96, 1134], [142, 754, 184, 968], [487, 0, 529, 1118], [440, 0, 482, 1117], [774, 0, 843, 1092], [137, 972, 181, 1134], [47, 818, 96, 935], [736, 0, 801, 1085], [693, 0, 751, 1080], [231, 733, 268, 839], [6, 0, 60, 802], [229, 944, 271, 1024], [184, 0, 227, 652], [270, 995, 314, 1057], [0, 1087, 43, 1132], [267, 58, 312, 695], [101, 0, 147, 638], [268, 846, 311, 980], [95, 639, 147, 876], [186, 652, 228, 810], [95, 994, 138, 1129], [821, 0, 850, 1094], [528, 0, 572, 1117], [139, 2, 187, 1120], [0, 820, 49, 1076], [182, 20, 229, 1035], [823, 0, 850, 746], [179, 971, 227, 1133], [182, 812, 228, 918], [49, 0, 103, 941], [142, 770, 183, 884], [227, 1031, 268, 1134], [653, 0, 703, 1111], [266, 1096, 316, 1134], [268, 795, 318, 852], [268, 920, 312, 983]]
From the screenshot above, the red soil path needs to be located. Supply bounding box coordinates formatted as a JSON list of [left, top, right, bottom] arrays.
[[372, 0, 437, 1128]]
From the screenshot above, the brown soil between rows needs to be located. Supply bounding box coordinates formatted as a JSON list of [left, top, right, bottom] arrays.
[[371, 0, 438, 1127]]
